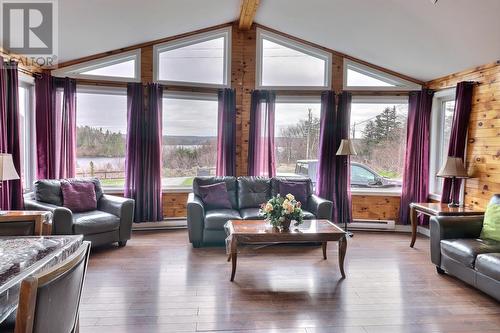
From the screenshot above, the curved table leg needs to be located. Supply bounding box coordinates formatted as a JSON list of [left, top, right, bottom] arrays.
[[338, 236, 347, 279], [410, 206, 418, 248], [322, 242, 327, 260]]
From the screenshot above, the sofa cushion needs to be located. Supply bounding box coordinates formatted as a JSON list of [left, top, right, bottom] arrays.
[[35, 179, 63, 206], [440, 238, 500, 268], [198, 182, 232, 210], [68, 178, 103, 200], [272, 177, 312, 206], [61, 181, 97, 213], [278, 181, 308, 206], [73, 210, 120, 235], [204, 209, 241, 230], [193, 177, 238, 209], [475, 253, 500, 281], [237, 177, 271, 209], [480, 198, 500, 242], [302, 210, 315, 220], [240, 207, 264, 220]]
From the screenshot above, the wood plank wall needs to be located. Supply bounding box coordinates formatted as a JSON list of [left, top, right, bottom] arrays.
[[427, 61, 500, 210], [54, 21, 415, 222]]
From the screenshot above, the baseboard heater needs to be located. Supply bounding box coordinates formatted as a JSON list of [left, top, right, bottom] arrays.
[[344, 219, 396, 231]]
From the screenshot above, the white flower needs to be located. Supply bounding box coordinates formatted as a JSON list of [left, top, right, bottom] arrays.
[[286, 193, 295, 201]]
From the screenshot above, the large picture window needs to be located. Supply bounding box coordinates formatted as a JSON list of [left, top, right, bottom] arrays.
[[18, 83, 34, 190], [162, 94, 218, 189], [75, 87, 127, 188], [350, 97, 409, 193], [274, 98, 321, 181], [154, 28, 231, 87]]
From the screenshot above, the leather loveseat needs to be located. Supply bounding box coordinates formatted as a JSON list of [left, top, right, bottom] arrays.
[[187, 176, 333, 247], [24, 178, 135, 247], [430, 195, 500, 301]]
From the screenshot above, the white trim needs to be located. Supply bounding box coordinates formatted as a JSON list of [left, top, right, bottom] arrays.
[[18, 72, 35, 85], [163, 90, 218, 102], [429, 88, 456, 197], [344, 59, 421, 91], [153, 27, 231, 88], [76, 85, 127, 96], [18, 82, 36, 192], [275, 95, 321, 103], [352, 95, 409, 104], [256, 28, 332, 90], [351, 188, 402, 197], [51, 49, 141, 82]]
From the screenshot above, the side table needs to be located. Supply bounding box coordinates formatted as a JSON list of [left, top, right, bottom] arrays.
[[0, 211, 52, 236]]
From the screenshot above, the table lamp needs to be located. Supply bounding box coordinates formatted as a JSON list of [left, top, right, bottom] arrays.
[[336, 139, 357, 237], [0, 154, 20, 215], [437, 156, 468, 207]]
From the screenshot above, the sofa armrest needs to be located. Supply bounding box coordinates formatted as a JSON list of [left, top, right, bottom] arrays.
[[24, 198, 73, 235], [187, 193, 205, 247], [430, 215, 484, 267], [98, 195, 135, 242], [308, 194, 333, 220]]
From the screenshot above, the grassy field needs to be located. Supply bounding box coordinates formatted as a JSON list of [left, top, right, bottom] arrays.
[[100, 178, 125, 187]]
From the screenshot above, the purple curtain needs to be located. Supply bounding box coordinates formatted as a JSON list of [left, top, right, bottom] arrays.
[[125, 83, 163, 222], [441, 82, 474, 204], [56, 78, 76, 178], [399, 89, 434, 225], [35, 74, 76, 179], [335, 92, 353, 224], [216, 88, 236, 176], [248, 90, 276, 177], [0, 59, 23, 210], [316, 91, 337, 207], [35, 73, 57, 179]]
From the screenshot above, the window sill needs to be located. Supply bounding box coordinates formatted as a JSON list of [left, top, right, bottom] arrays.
[[101, 187, 192, 194], [351, 188, 402, 197], [428, 193, 441, 202]]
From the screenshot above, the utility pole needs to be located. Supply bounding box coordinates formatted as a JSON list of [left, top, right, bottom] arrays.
[[305, 108, 312, 159]]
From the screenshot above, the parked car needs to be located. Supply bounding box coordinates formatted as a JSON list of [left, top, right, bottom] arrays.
[[293, 160, 402, 188]]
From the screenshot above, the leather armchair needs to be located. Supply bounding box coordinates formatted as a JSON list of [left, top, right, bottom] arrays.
[[24, 178, 135, 248]]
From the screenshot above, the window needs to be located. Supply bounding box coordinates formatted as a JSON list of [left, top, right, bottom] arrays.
[[162, 93, 218, 189], [350, 97, 409, 193], [51, 50, 141, 82], [430, 89, 456, 197], [154, 28, 231, 87], [274, 98, 321, 181], [344, 59, 421, 91], [75, 87, 127, 188], [257, 29, 331, 89], [18, 81, 34, 190]]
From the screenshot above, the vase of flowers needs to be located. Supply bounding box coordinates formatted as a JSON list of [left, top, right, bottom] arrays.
[[259, 194, 304, 231]]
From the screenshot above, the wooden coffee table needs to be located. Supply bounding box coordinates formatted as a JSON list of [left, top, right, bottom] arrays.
[[225, 219, 347, 281]]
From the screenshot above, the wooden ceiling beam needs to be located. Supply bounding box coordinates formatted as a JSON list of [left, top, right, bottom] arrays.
[[239, 0, 260, 30]]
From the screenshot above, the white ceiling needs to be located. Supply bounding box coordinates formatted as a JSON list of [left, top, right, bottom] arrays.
[[58, 0, 500, 82]]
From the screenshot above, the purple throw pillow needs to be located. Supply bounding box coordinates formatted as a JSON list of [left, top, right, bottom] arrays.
[[199, 182, 233, 210], [279, 181, 308, 205], [61, 181, 97, 213]]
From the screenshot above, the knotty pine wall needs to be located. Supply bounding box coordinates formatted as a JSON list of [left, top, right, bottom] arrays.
[[56, 21, 416, 222], [427, 61, 500, 210]]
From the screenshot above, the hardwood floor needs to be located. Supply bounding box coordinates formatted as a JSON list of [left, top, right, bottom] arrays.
[[80, 230, 500, 333]]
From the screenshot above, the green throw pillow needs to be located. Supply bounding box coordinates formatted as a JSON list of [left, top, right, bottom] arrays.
[[480, 203, 500, 242]]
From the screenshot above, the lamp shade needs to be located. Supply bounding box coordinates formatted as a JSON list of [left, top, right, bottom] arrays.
[[336, 139, 357, 156], [437, 157, 468, 179], [0, 154, 20, 181]]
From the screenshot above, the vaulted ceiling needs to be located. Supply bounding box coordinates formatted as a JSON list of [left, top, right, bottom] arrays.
[[58, 0, 500, 81]]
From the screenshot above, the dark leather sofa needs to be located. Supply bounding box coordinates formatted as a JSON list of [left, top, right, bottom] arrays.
[[430, 195, 500, 301], [24, 178, 135, 247], [187, 176, 333, 247]]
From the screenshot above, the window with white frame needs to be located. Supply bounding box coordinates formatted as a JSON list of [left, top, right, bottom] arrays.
[[162, 93, 218, 189], [75, 87, 128, 188], [154, 28, 231, 87], [51, 50, 141, 82], [430, 89, 456, 197], [350, 97, 409, 193], [274, 97, 321, 181], [18, 79, 35, 190], [344, 59, 421, 91], [256, 29, 331, 89]]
